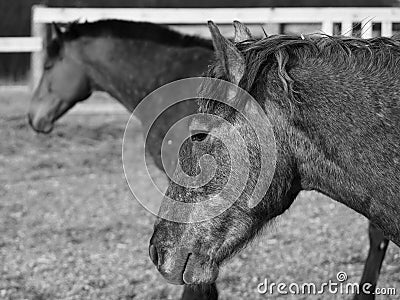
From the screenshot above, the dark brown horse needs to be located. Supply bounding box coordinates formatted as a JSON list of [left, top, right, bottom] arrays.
[[27, 20, 214, 173], [150, 21, 398, 298], [27, 20, 217, 300]]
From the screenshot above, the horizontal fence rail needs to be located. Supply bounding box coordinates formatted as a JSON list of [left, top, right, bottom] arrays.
[[0, 37, 42, 53], [32, 7, 400, 26], [2, 6, 400, 89]]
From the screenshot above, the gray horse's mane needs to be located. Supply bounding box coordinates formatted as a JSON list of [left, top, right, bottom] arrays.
[[241, 34, 400, 96], [200, 34, 400, 113]]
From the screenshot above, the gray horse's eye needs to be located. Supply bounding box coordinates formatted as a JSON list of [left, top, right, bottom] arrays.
[[191, 132, 208, 142]]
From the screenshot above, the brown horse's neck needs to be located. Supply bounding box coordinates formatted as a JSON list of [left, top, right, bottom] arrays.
[[273, 62, 400, 246], [77, 37, 212, 114]]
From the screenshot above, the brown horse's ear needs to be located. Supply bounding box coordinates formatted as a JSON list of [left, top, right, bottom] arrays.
[[208, 21, 245, 86], [51, 22, 63, 40], [233, 21, 252, 43]]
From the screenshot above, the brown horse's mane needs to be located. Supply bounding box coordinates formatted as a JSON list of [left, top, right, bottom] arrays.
[[47, 19, 213, 58]]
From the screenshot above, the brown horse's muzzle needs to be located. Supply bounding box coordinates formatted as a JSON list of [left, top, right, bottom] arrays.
[[28, 93, 74, 134], [27, 112, 54, 134], [149, 229, 219, 285]]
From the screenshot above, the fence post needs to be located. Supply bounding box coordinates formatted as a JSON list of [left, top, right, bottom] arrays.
[[361, 19, 373, 38], [31, 4, 46, 90], [341, 20, 353, 36], [381, 21, 393, 37], [321, 21, 333, 35]]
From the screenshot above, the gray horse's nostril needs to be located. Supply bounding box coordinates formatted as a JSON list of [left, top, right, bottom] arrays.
[[149, 244, 158, 266], [27, 114, 33, 127]]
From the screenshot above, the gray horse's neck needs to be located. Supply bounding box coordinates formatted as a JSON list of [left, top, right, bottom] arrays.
[[79, 36, 213, 116], [274, 58, 400, 246]]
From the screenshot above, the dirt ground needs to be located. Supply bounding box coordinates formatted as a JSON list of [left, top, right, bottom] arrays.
[[0, 90, 399, 300]]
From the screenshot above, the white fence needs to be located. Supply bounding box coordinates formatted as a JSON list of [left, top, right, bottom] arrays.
[[2, 6, 400, 88]]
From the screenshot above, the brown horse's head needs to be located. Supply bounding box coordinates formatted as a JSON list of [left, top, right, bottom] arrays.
[[28, 24, 92, 133]]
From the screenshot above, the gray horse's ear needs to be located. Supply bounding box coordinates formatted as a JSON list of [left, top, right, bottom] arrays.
[[208, 21, 245, 85], [233, 21, 252, 43], [51, 22, 63, 39], [261, 26, 268, 38]]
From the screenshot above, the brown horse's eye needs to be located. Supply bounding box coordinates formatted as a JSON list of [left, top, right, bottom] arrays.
[[44, 62, 53, 70]]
